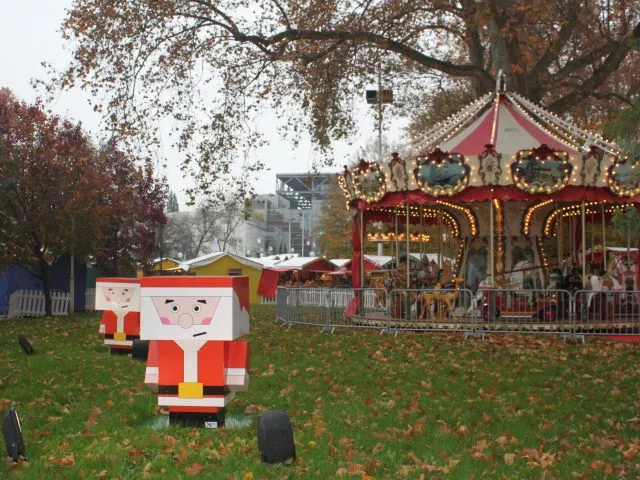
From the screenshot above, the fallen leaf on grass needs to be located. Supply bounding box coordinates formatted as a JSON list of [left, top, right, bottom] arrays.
[[623, 447, 638, 460], [184, 462, 204, 476], [504, 453, 516, 465], [280, 385, 296, 397]]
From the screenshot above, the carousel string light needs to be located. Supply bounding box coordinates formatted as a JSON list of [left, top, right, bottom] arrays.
[[607, 155, 640, 197], [494, 199, 505, 273], [506, 94, 582, 153], [414, 151, 470, 197], [542, 202, 630, 237], [409, 93, 493, 154], [511, 146, 572, 194], [352, 160, 387, 204], [522, 199, 553, 235], [509, 93, 619, 155], [367, 232, 430, 243], [366, 206, 461, 238], [436, 200, 478, 236], [453, 238, 466, 278], [536, 235, 550, 275]]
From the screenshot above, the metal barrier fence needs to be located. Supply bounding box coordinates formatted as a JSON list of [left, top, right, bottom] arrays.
[[475, 288, 573, 334], [276, 286, 640, 338], [386, 287, 477, 332], [573, 289, 640, 335]]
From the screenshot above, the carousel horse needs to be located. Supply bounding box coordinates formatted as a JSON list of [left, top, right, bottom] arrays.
[[371, 270, 404, 308], [419, 284, 439, 320], [511, 259, 534, 289], [433, 277, 465, 320]]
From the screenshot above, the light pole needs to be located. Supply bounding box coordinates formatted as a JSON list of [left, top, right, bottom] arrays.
[[288, 214, 292, 255], [366, 66, 393, 162], [300, 212, 305, 256]]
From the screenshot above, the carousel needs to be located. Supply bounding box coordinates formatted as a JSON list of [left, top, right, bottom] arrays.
[[338, 82, 640, 331]]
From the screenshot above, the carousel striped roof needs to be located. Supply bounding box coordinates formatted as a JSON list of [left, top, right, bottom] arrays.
[[411, 92, 618, 157]]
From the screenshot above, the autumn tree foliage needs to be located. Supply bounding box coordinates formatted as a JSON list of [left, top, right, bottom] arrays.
[[53, 1, 639, 197], [0, 90, 167, 313], [93, 143, 168, 276], [0, 89, 104, 314], [315, 178, 353, 259]]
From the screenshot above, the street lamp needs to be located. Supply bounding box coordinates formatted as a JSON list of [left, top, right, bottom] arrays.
[[366, 69, 393, 162], [299, 212, 305, 257]]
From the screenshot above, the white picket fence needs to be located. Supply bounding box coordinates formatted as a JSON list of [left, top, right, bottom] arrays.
[[7, 290, 70, 319]]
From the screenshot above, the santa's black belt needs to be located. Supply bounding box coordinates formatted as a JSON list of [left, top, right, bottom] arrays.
[[104, 334, 139, 340], [158, 385, 229, 395]]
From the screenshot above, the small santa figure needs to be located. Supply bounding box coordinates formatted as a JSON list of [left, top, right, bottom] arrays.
[[95, 278, 141, 354], [140, 276, 250, 428]]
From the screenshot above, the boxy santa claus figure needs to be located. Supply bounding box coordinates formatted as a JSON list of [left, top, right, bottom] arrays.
[[95, 278, 141, 354], [139, 276, 250, 428]]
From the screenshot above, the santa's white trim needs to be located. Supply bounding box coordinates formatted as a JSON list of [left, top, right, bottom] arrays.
[[158, 393, 234, 407], [176, 340, 206, 382], [140, 287, 235, 298], [145, 367, 158, 384], [105, 339, 133, 346]]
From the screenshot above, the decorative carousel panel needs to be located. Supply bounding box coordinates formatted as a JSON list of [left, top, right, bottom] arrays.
[[388, 152, 409, 191], [478, 144, 502, 186], [413, 149, 469, 197], [607, 156, 640, 197], [338, 167, 357, 201], [580, 146, 603, 187], [511, 145, 572, 194], [353, 159, 387, 203]]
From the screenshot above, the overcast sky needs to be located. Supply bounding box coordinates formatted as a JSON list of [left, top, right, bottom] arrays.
[[0, 0, 407, 210]]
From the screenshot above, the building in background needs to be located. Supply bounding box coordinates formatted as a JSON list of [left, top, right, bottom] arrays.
[[236, 173, 335, 258]]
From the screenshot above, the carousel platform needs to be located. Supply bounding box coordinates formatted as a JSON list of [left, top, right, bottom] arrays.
[[349, 312, 640, 333]]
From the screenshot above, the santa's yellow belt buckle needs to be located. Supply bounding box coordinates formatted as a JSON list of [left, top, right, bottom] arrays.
[[114, 332, 127, 341], [179, 382, 203, 399]]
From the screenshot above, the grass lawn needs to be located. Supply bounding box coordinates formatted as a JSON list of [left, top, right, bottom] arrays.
[[2, 305, 640, 479]]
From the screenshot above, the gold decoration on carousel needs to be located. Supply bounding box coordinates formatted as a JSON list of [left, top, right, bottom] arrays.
[[494, 199, 505, 273], [607, 155, 640, 197], [522, 199, 552, 235], [479, 144, 502, 185], [367, 232, 430, 243], [511, 144, 572, 194], [352, 159, 387, 203], [388, 152, 408, 191], [413, 148, 469, 197], [338, 166, 357, 204], [581, 145, 603, 187], [436, 200, 478, 236], [453, 238, 465, 278], [370, 205, 461, 238], [536, 235, 549, 275], [542, 202, 630, 237]]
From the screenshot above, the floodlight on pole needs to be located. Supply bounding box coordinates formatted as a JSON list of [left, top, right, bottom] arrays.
[[365, 68, 392, 163]]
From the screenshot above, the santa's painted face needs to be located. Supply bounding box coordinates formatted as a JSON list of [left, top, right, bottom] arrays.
[[103, 286, 133, 309], [151, 296, 221, 329]]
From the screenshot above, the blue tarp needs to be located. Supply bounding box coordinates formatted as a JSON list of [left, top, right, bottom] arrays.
[[0, 255, 90, 314]]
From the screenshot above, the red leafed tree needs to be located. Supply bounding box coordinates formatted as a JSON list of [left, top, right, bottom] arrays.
[[0, 89, 168, 314], [0, 88, 103, 315], [92, 143, 168, 276]]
